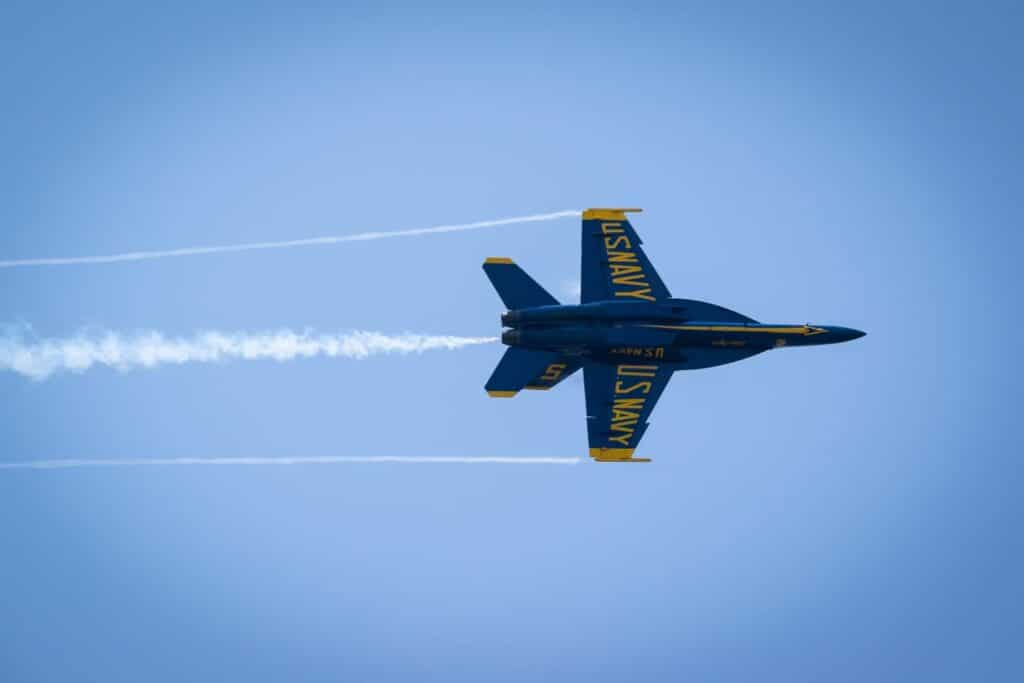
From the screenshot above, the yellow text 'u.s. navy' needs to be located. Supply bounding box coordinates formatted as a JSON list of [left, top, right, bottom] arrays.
[[602, 222, 656, 301], [609, 364, 657, 446]]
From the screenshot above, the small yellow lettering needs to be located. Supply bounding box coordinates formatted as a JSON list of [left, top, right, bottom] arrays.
[[614, 289, 656, 301], [540, 363, 567, 381], [618, 365, 657, 377], [614, 398, 645, 411], [612, 398, 644, 422], [609, 264, 642, 278], [604, 234, 631, 250], [615, 380, 652, 394], [612, 273, 649, 287], [612, 411, 641, 424], [606, 250, 639, 264]]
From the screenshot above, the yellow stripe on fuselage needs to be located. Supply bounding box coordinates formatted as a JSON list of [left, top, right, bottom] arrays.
[[641, 324, 826, 336]]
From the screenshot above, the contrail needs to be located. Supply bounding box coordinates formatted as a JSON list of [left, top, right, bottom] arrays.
[[0, 327, 497, 380], [0, 456, 581, 470], [0, 210, 581, 269]]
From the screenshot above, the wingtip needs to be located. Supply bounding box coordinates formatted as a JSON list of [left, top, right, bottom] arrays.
[[483, 257, 514, 265], [589, 448, 650, 462], [582, 208, 643, 220]]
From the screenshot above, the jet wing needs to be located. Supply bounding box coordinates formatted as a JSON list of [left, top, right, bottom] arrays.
[[524, 357, 582, 391], [584, 362, 673, 462], [581, 208, 671, 304]]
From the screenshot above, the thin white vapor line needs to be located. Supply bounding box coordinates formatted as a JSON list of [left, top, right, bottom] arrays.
[[0, 210, 582, 268], [0, 456, 581, 470]]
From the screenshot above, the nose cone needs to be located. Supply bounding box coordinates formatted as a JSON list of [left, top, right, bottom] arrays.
[[829, 326, 866, 343]]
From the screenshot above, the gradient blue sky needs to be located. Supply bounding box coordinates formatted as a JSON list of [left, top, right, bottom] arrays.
[[2, 2, 1021, 681]]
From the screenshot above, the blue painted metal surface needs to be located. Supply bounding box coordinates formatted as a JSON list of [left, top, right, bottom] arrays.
[[483, 209, 865, 462]]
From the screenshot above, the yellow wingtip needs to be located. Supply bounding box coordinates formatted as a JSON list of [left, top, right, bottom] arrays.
[[582, 208, 643, 221], [487, 390, 518, 398], [589, 448, 650, 462], [484, 257, 514, 265]]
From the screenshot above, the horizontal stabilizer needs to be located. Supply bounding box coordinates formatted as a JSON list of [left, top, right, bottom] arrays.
[[525, 357, 582, 391], [483, 258, 559, 310], [485, 347, 561, 397]]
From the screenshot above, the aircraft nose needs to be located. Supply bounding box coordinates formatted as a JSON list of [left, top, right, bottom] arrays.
[[831, 326, 866, 342]]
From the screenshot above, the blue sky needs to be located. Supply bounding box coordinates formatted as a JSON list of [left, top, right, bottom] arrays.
[[1, 2, 1021, 681]]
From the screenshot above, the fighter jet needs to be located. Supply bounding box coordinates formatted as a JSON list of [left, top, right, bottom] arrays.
[[483, 208, 865, 463]]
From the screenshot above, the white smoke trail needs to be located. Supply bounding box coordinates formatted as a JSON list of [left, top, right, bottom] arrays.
[[0, 210, 581, 268], [0, 456, 580, 470], [0, 327, 497, 381]]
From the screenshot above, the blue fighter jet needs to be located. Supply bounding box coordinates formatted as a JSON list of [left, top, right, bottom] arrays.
[[483, 208, 865, 463]]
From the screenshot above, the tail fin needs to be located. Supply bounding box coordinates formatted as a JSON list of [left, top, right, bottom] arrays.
[[482, 258, 558, 309], [485, 348, 561, 397]]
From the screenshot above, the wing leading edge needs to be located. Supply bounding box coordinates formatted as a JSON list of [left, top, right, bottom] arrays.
[[581, 208, 671, 304], [584, 362, 673, 462]]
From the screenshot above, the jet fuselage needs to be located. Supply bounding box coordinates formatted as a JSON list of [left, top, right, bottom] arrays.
[[500, 300, 864, 370]]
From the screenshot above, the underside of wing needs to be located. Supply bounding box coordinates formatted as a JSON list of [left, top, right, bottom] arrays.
[[581, 208, 671, 304], [583, 362, 673, 462], [524, 357, 583, 391], [485, 348, 561, 397]]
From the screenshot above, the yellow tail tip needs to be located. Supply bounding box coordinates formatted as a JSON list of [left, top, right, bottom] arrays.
[[484, 257, 514, 265], [486, 390, 518, 398]]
